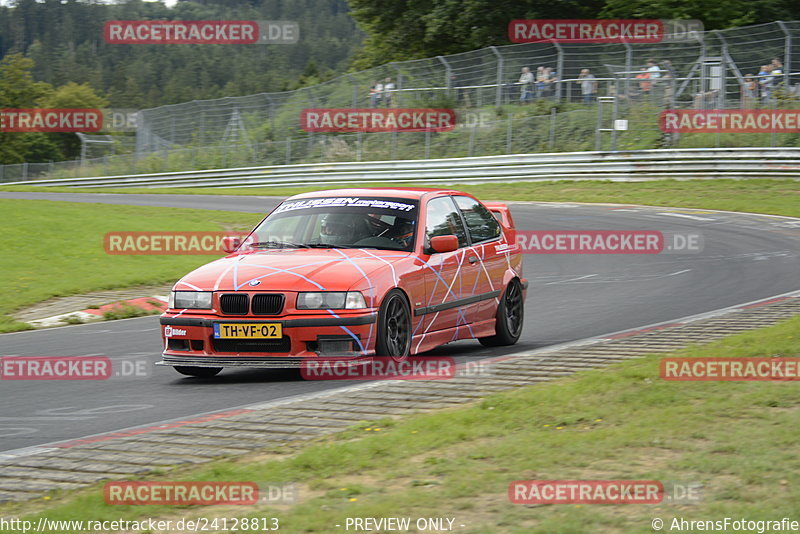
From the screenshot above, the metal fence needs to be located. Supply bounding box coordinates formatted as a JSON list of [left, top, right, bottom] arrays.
[[133, 21, 800, 148], [5, 21, 800, 182]]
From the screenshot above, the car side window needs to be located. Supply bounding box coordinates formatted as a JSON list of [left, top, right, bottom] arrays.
[[453, 195, 502, 244], [425, 196, 468, 250]]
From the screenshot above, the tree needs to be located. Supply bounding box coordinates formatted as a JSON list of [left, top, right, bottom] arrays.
[[347, 0, 605, 68], [0, 53, 52, 107], [599, 0, 800, 29], [38, 81, 110, 160], [0, 53, 60, 164], [346, 0, 800, 67]]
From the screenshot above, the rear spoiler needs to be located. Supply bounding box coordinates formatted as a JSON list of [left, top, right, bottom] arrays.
[[484, 202, 517, 243]]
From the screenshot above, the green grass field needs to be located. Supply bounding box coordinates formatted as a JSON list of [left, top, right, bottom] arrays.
[[2, 315, 798, 533], [0, 199, 262, 332], [3, 178, 799, 217]]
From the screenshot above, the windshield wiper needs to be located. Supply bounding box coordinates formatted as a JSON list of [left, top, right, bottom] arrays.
[[249, 240, 310, 249], [305, 243, 407, 251], [303, 243, 379, 249]]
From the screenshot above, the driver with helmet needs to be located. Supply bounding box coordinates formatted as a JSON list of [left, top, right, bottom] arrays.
[[319, 212, 415, 249], [319, 212, 364, 245]]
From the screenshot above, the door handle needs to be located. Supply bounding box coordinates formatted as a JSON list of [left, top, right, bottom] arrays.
[[468, 255, 478, 264]]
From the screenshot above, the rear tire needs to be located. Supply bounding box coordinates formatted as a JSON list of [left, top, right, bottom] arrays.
[[375, 289, 412, 361], [174, 366, 222, 378], [479, 279, 524, 347]]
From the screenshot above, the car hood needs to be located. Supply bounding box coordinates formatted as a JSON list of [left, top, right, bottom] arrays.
[[174, 248, 412, 292]]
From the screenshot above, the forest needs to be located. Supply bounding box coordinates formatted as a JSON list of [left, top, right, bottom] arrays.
[[0, 0, 359, 107]]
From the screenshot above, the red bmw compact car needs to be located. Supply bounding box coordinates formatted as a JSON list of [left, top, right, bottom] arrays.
[[157, 188, 527, 377]]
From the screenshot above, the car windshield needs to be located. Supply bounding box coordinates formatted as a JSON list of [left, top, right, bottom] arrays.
[[247, 196, 419, 252]]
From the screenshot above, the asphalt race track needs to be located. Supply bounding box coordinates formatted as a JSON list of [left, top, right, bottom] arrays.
[[1, 191, 799, 453]]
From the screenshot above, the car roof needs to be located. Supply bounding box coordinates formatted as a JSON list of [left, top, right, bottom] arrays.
[[286, 187, 466, 201]]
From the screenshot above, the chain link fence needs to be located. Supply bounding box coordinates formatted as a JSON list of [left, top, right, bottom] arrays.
[[5, 21, 800, 182]]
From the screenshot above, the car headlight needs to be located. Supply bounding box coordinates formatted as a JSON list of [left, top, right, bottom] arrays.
[[171, 291, 212, 309], [297, 291, 367, 310]]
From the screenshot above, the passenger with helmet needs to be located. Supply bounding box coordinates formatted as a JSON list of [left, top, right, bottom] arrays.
[[386, 218, 415, 249]]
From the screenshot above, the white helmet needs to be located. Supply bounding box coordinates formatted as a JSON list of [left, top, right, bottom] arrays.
[[320, 213, 359, 245]]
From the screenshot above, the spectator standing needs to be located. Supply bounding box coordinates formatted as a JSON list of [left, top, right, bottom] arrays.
[[576, 68, 597, 104], [383, 77, 396, 107], [646, 59, 662, 102], [660, 59, 676, 79], [369, 80, 382, 108], [758, 65, 773, 102], [518, 66, 535, 103], [369, 81, 383, 108], [542, 67, 557, 98], [646, 59, 661, 79], [635, 67, 652, 98], [742, 75, 758, 108], [770, 58, 784, 94], [535, 66, 546, 98]]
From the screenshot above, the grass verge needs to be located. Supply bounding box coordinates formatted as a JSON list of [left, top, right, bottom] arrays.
[[2, 315, 799, 533], [101, 302, 163, 321], [2, 178, 799, 217], [0, 199, 262, 332]]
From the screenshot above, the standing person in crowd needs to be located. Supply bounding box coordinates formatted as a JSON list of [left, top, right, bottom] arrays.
[[742, 75, 758, 108], [535, 66, 546, 98], [518, 66, 535, 103], [542, 67, 557, 98], [758, 65, 773, 102], [383, 77, 396, 107], [646, 59, 661, 79], [660, 59, 676, 79], [576, 68, 598, 104], [770, 58, 784, 92], [635, 67, 652, 98], [369, 80, 382, 108], [646, 59, 662, 102]]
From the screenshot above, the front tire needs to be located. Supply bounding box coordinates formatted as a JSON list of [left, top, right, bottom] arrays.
[[174, 366, 222, 378], [479, 279, 524, 347], [375, 289, 412, 361]]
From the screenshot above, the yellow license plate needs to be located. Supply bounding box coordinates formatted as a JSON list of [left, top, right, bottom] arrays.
[[213, 323, 282, 339]]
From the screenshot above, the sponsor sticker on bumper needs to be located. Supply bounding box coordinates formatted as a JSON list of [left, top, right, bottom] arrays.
[[213, 323, 282, 339]]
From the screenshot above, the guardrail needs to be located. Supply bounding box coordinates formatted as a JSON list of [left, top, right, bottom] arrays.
[[5, 148, 800, 189]]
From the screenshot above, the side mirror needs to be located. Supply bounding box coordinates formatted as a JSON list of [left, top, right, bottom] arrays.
[[221, 235, 242, 254], [430, 235, 459, 253]]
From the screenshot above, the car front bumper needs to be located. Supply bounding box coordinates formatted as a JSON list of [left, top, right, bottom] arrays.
[[156, 312, 378, 368]]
